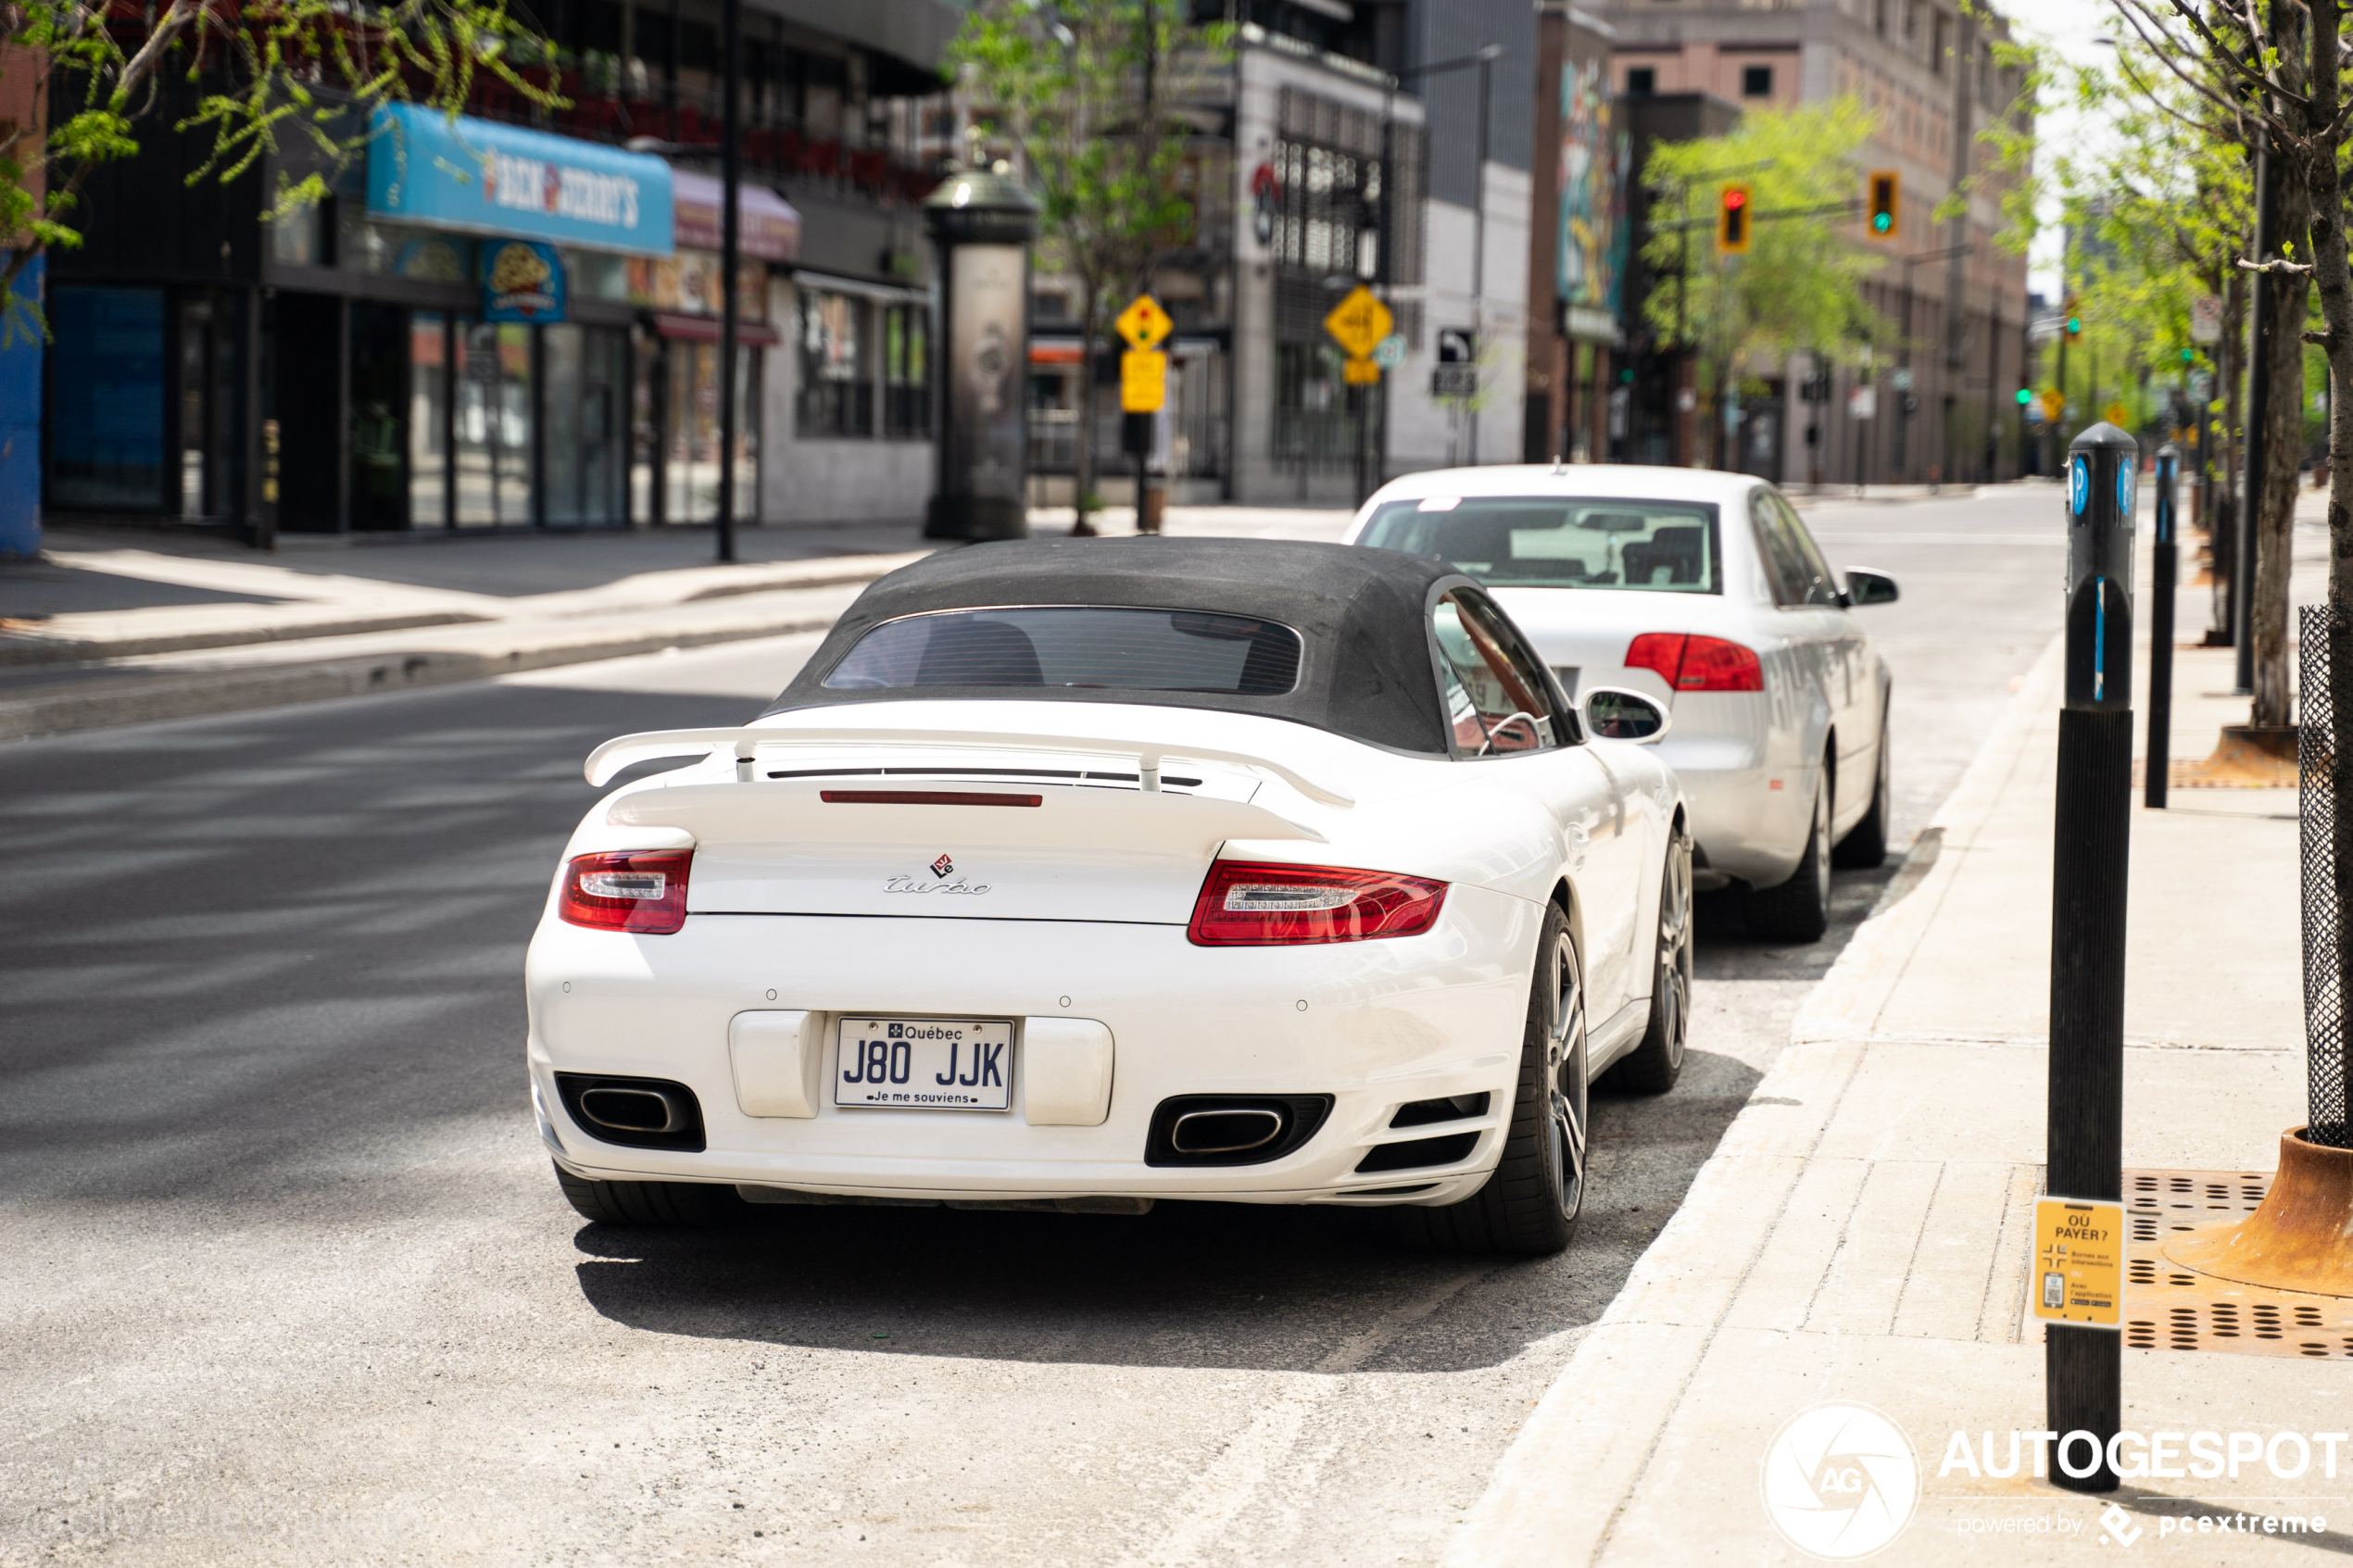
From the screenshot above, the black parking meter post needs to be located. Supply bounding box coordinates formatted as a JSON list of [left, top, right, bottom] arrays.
[[2146, 445, 2179, 809], [2048, 421, 2136, 1494]]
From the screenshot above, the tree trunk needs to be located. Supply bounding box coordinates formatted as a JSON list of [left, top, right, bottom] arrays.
[[2254, 0, 2313, 730], [2211, 272, 2246, 637], [1071, 276, 1101, 536]]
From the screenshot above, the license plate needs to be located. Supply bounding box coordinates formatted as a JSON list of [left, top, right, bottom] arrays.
[[834, 1018, 1013, 1110]]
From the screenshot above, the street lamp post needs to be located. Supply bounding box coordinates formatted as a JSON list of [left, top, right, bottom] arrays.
[[715, 0, 742, 563], [1894, 243, 1969, 484]]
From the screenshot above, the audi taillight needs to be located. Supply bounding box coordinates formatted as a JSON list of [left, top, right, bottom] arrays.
[[560, 849, 692, 934], [1624, 632, 1763, 693], [1188, 860, 1447, 946]]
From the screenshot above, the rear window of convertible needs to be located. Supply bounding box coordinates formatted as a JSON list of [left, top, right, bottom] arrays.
[[821, 607, 1304, 696]]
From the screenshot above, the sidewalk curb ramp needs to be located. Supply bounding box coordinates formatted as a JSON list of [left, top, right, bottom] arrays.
[[0, 608, 849, 743], [1440, 631, 2066, 1568]]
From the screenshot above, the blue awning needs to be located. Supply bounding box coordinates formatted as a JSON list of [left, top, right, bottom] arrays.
[[366, 105, 674, 257]]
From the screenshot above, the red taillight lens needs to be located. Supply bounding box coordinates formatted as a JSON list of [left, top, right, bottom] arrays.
[[1188, 860, 1447, 946], [1623, 633, 1763, 693], [560, 849, 692, 934]]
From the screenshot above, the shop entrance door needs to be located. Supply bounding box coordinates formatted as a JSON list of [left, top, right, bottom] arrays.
[[454, 320, 534, 526]]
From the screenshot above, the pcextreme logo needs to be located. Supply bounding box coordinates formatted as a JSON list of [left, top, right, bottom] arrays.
[[1760, 1401, 1922, 1560]]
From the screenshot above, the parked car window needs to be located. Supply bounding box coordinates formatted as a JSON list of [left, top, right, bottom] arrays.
[[1751, 490, 1841, 608], [1362, 496, 1721, 594], [1430, 590, 1562, 754], [1775, 496, 1844, 606], [823, 608, 1303, 695]]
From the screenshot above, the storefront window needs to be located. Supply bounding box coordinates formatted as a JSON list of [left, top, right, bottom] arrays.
[[544, 323, 628, 524], [410, 313, 450, 527], [883, 302, 929, 439], [48, 286, 166, 510], [798, 289, 871, 437], [454, 320, 534, 526], [661, 340, 761, 523]]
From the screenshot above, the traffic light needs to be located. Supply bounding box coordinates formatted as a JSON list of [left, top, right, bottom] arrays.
[[2016, 387, 2034, 407], [1718, 183, 1752, 255], [2064, 298, 2082, 336], [1866, 170, 1899, 240]]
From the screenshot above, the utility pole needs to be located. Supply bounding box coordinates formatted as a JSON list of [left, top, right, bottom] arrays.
[[1468, 47, 1492, 466]]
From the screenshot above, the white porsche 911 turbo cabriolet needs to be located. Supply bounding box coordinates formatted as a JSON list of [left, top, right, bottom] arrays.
[[526, 539, 1691, 1254]]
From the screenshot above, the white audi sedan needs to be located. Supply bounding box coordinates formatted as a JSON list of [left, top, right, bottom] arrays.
[[1348, 466, 1897, 941], [526, 539, 1690, 1254]]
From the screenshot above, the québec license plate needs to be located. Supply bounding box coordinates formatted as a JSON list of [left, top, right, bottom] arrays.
[[834, 1018, 1013, 1110]]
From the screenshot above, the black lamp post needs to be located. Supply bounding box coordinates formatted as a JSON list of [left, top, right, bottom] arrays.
[[924, 169, 1041, 542]]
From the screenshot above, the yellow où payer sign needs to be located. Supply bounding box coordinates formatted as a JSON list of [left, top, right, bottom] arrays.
[[1121, 349, 1168, 413], [2032, 1198, 2125, 1328]]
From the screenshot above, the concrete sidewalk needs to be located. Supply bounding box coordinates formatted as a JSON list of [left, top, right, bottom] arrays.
[[1448, 538, 2324, 1561]]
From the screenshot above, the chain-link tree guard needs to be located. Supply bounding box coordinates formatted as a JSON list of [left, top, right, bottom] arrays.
[[2302, 603, 2352, 1148]]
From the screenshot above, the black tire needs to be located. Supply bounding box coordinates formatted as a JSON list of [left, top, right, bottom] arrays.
[[1605, 822, 1692, 1094], [553, 1161, 747, 1227], [1745, 766, 1831, 943], [1394, 904, 1586, 1256], [1832, 701, 1893, 870]]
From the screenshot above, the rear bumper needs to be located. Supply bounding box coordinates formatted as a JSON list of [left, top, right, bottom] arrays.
[[523, 886, 1541, 1207], [1654, 697, 1814, 890]]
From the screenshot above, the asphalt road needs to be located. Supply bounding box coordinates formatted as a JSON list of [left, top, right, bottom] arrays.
[[0, 490, 2064, 1566]]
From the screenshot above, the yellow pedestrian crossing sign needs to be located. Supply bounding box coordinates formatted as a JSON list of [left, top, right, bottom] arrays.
[[1115, 295, 1174, 351], [1121, 349, 1167, 413], [1324, 285, 1393, 359]]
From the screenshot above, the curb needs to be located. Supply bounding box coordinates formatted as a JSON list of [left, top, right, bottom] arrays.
[[0, 610, 491, 668], [1439, 631, 2066, 1568], [0, 609, 846, 743]]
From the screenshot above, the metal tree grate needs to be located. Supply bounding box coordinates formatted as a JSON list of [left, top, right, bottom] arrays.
[[2121, 1169, 2353, 1358], [2302, 604, 2350, 1148]]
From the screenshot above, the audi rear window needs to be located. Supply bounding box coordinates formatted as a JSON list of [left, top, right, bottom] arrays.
[[821, 607, 1303, 696], [1360, 495, 1721, 593]]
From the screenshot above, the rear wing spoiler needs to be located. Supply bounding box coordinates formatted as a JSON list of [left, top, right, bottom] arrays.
[[583, 725, 1357, 808]]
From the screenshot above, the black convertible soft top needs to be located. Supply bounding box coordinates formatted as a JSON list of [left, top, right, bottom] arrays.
[[765, 537, 1473, 755]]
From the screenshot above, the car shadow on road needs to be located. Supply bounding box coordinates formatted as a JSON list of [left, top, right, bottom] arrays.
[[568, 849, 1913, 1375]]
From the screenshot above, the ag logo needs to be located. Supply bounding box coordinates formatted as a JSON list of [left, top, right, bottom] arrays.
[[2069, 454, 2091, 518], [1759, 1400, 1919, 1560]]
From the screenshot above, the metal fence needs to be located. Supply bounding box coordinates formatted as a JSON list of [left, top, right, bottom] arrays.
[[2301, 603, 2352, 1147]]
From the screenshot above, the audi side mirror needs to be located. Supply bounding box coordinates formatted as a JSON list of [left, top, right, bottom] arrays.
[[1581, 685, 1670, 744], [1845, 568, 1901, 606]]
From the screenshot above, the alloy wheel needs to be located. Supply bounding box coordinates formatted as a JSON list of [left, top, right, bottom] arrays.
[[1655, 834, 1693, 1073], [1544, 930, 1589, 1221]]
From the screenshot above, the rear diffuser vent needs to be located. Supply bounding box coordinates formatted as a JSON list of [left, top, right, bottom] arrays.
[[1355, 1131, 1480, 1174]]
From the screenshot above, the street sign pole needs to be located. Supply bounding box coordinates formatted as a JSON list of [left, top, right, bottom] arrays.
[[1115, 295, 1174, 534], [715, 0, 741, 563], [2046, 421, 2137, 1494], [1323, 286, 1392, 506]]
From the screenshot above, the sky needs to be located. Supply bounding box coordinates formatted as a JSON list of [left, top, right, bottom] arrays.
[[2020, 0, 2122, 301]]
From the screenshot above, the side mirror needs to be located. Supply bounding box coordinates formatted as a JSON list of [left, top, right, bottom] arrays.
[[1845, 568, 1901, 606], [1581, 685, 1671, 744]]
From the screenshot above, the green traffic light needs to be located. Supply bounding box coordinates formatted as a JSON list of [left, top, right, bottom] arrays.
[[2015, 387, 2033, 406], [1870, 212, 1892, 233], [2181, 348, 2196, 363], [2067, 317, 2082, 334]]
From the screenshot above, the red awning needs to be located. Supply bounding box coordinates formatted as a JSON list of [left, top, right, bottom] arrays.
[[653, 312, 782, 346], [670, 171, 802, 262], [1029, 341, 1086, 364]]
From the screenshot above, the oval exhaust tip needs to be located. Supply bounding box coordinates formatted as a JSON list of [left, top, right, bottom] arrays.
[[578, 1085, 686, 1134], [1169, 1108, 1286, 1156]]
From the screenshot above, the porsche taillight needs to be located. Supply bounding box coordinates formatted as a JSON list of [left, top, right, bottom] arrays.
[[1188, 860, 1447, 946], [560, 849, 692, 934], [1624, 632, 1764, 693]]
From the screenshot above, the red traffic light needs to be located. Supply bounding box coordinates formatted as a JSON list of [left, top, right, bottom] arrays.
[[1723, 188, 1747, 210]]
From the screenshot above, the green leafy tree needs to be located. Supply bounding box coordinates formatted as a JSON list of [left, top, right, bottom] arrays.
[[1642, 97, 1886, 466], [3, 0, 558, 340], [948, 0, 1223, 533]]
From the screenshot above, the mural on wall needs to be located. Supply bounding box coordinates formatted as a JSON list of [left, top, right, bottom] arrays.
[[1557, 56, 1630, 323]]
